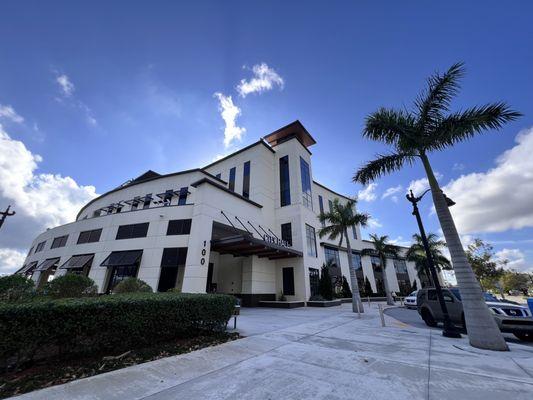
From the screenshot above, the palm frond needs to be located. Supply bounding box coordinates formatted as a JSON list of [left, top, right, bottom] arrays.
[[426, 103, 522, 151], [353, 153, 415, 185], [363, 108, 417, 145], [415, 62, 465, 127]]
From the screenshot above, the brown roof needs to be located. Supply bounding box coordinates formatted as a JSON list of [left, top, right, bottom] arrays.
[[263, 120, 317, 148]]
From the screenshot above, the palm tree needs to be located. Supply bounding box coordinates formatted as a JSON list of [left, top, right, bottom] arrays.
[[354, 62, 521, 350], [406, 233, 452, 286], [362, 234, 398, 305], [318, 198, 369, 313]]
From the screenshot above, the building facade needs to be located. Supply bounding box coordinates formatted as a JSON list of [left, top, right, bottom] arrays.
[[18, 121, 421, 306]]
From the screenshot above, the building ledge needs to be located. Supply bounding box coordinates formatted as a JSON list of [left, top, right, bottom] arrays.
[[191, 178, 263, 208]]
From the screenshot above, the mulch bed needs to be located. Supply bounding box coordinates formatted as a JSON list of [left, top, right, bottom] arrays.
[[0, 332, 239, 399]]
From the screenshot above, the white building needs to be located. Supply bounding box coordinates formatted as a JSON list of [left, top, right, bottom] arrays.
[[18, 121, 421, 306]]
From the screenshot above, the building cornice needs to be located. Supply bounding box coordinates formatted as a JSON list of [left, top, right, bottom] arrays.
[[202, 139, 275, 170], [190, 178, 263, 208], [313, 181, 353, 201]]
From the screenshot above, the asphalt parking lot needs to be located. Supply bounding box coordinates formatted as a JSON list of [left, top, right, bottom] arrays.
[[384, 306, 533, 346]]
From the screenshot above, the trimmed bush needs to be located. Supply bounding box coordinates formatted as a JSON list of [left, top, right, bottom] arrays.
[[0, 293, 235, 368], [40, 274, 98, 299], [113, 277, 153, 294], [319, 264, 334, 300], [341, 276, 352, 298], [0, 275, 34, 303]]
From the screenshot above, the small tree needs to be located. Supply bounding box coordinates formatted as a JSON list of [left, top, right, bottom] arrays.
[[113, 277, 153, 294], [0, 275, 35, 302], [341, 276, 352, 298], [319, 264, 334, 300], [362, 277, 372, 297], [41, 274, 98, 299], [466, 239, 505, 291]]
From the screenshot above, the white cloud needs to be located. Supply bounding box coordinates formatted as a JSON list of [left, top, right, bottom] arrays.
[[495, 248, 531, 273], [54, 72, 97, 126], [367, 217, 383, 229], [381, 184, 403, 202], [358, 183, 378, 202], [236, 63, 284, 98], [452, 162, 465, 171], [213, 93, 246, 148], [0, 105, 24, 124], [389, 236, 411, 247], [56, 74, 75, 97], [443, 127, 533, 233], [0, 248, 26, 276], [407, 172, 443, 196], [0, 125, 98, 273]]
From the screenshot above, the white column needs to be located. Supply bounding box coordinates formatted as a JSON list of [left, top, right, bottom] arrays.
[[181, 213, 213, 293]]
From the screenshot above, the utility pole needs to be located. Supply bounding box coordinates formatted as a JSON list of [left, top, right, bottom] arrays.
[[0, 205, 16, 231]]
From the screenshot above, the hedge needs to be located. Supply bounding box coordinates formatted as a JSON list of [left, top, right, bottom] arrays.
[[0, 293, 235, 369]]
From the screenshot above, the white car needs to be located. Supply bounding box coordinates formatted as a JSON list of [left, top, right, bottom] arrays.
[[404, 290, 418, 309]]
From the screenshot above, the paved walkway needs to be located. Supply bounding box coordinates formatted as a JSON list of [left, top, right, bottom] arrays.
[[13, 304, 533, 400]]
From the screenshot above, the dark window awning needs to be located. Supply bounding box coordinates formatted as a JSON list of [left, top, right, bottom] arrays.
[[100, 250, 143, 268], [59, 254, 94, 270], [211, 234, 302, 260], [17, 261, 38, 275], [36, 257, 60, 272]]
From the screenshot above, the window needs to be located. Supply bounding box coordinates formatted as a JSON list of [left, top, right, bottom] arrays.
[[215, 173, 221, 179], [428, 289, 437, 301], [351, 252, 364, 288], [116, 223, 149, 239], [309, 268, 320, 296], [229, 167, 236, 192], [158, 248, 188, 292], [300, 157, 312, 209], [281, 223, 292, 246], [178, 187, 188, 205], [35, 241, 46, 253], [282, 267, 295, 296], [305, 224, 317, 257], [167, 219, 192, 235], [279, 156, 291, 206], [51, 235, 68, 249], [328, 199, 333, 212], [352, 226, 357, 240], [242, 161, 251, 198], [92, 210, 101, 218], [370, 256, 381, 268], [393, 259, 408, 274], [107, 265, 139, 292], [115, 204, 123, 213], [143, 194, 152, 209], [162, 189, 174, 205], [324, 246, 340, 267], [318, 195, 325, 227], [77, 228, 102, 244], [351, 252, 362, 269]]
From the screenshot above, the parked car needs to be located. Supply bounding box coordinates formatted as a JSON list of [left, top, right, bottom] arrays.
[[417, 287, 533, 342], [404, 290, 418, 309]]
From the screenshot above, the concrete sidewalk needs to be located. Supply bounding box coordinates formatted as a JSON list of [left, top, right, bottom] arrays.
[[13, 303, 533, 400]]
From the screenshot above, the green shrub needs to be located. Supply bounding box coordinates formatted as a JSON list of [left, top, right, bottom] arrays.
[[0, 275, 34, 303], [40, 274, 98, 299], [113, 277, 153, 294], [0, 293, 235, 369], [318, 264, 334, 300], [341, 276, 352, 298]]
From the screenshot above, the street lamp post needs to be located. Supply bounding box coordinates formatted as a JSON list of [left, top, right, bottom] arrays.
[[0, 205, 16, 231], [406, 190, 461, 339]]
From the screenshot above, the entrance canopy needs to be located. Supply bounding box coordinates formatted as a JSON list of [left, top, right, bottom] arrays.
[[211, 222, 302, 260], [100, 250, 143, 267]]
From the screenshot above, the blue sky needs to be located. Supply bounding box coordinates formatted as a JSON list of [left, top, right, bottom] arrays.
[[1, 1, 532, 274]]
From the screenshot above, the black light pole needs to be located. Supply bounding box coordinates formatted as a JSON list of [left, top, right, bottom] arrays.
[[406, 190, 461, 339], [0, 205, 15, 231]]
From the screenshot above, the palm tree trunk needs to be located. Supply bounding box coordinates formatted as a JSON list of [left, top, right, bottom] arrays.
[[345, 229, 364, 313], [420, 153, 508, 351], [380, 255, 395, 305]]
